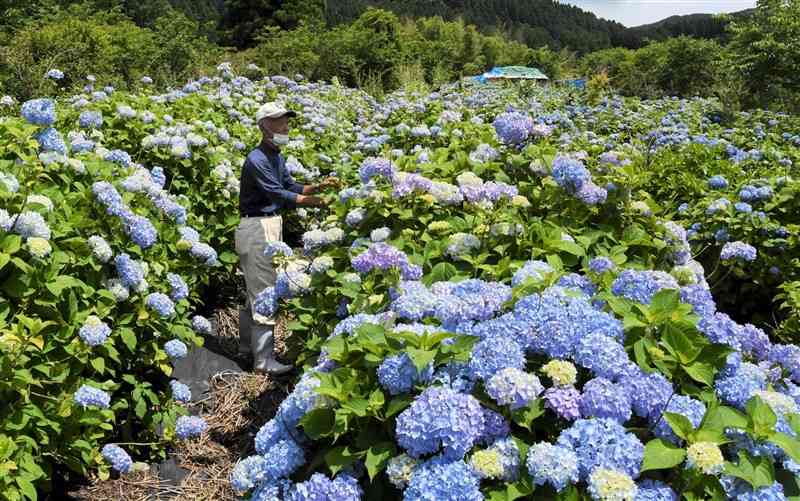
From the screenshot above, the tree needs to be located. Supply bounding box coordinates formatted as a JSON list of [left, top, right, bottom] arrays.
[[726, 0, 800, 109]]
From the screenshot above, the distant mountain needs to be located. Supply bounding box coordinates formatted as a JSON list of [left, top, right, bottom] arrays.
[[323, 0, 753, 53], [617, 10, 754, 48]]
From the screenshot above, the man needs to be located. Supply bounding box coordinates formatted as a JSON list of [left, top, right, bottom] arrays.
[[236, 102, 336, 375]]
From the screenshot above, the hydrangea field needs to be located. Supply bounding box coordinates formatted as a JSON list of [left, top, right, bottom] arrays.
[[3, 65, 800, 501]]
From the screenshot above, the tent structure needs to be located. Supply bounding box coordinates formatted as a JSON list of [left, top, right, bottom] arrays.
[[473, 66, 549, 83]]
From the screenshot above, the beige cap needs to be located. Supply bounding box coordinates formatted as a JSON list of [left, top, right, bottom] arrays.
[[255, 102, 297, 123]]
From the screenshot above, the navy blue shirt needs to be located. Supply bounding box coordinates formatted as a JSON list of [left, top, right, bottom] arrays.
[[239, 143, 304, 217]]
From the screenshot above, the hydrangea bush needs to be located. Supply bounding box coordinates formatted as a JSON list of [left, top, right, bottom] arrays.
[[3, 65, 800, 500]]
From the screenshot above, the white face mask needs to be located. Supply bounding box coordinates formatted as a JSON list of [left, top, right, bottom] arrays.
[[272, 133, 290, 146]]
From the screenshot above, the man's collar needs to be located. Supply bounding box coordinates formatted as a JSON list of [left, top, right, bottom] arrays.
[[259, 139, 281, 154]]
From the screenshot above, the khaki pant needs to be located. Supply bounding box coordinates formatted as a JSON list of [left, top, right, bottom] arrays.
[[235, 216, 282, 354]]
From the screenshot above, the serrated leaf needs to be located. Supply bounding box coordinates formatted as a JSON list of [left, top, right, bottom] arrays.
[[641, 438, 687, 471], [300, 408, 335, 439], [365, 443, 394, 481], [664, 412, 695, 441]]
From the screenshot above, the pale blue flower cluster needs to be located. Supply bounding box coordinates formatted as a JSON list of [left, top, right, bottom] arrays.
[[146, 292, 175, 318], [165, 339, 189, 360], [191, 315, 212, 335], [485, 368, 543, 409], [556, 418, 644, 479], [170, 380, 192, 403], [526, 442, 579, 492], [720, 241, 757, 262], [101, 444, 132, 473], [175, 415, 207, 439], [404, 456, 483, 501], [74, 385, 110, 409]]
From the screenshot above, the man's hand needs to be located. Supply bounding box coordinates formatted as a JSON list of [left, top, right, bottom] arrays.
[[317, 176, 340, 190], [298, 195, 326, 207]]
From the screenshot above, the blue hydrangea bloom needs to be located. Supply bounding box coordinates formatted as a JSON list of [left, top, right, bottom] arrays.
[[74, 385, 110, 409], [101, 444, 132, 473], [708, 175, 728, 190], [512, 260, 554, 286], [720, 241, 757, 262], [611, 270, 678, 304], [526, 442, 579, 492], [720, 477, 786, 501], [377, 353, 433, 395], [167, 273, 189, 301], [619, 369, 673, 419], [264, 241, 293, 258], [35, 127, 66, 154], [358, 157, 395, 183], [261, 440, 305, 480], [493, 111, 534, 144], [476, 408, 511, 445], [768, 345, 800, 382], [471, 437, 520, 481], [552, 156, 591, 193], [175, 415, 207, 439], [556, 418, 644, 479], [146, 292, 175, 318], [21, 98, 56, 126], [558, 273, 597, 296], [165, 339, 189, 360], [79, 110, 103, 129], [404, 456, 483, 501], [12, 211, 51, 239], [698, 312, 742, 350], [716, 362, 767, 408], [396, 386, 484, 459], [635, 479, 678, 501], [104, 149, 132, 167], [230, 455, 268, 495], [468, 336, 526, 381], [589, 257, 615, 274], [579, 377, 632, 423], [191, 315, 212, 335], [170, 380, 192, 403], [390, 282, 439, 321], [255, 418, 294, 455], [574, 333, 633, 380], [649, 395, 706, 444], [78, 316, 111, 346], [680, 285, 716, 318], [254, 286, 279, 318], [123, 214, 157, 249], [285, 472, 362, 501], [114, 254, 145, 290]]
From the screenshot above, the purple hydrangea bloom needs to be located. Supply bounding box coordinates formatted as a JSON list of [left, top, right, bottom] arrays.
[[544, 387, 581, 420], [477, 408, 510, 445]]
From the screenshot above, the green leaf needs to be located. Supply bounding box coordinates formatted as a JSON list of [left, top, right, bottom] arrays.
[[365, 443, 394, 481], [427, 262, 458, 284], [119, 328, 137, 351], [769, 432, 800, 464], [510, 398, 545, 431], [684, 361, 716, 387], [406, 348, 436, 373], [90, 357, 105, 373], [662, 321, 703, 365], [300, 408, 335, 439], [324, 446, 357, 476], [747, 396, 778, 438], [650, 289, 681, 319], [664, 412, 696, 441], [385, 396, 412, 418], [701, 405, 748, 432], [641, 438, 687, 471], [724, 451, 775, 489], [341, 398, 370, 417]]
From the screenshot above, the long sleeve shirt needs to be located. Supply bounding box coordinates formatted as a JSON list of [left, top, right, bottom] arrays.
[[239, 142, 304, 217]]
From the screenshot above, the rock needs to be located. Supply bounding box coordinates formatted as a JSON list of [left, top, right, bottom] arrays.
[[152, 457, 189, 487], [171, 346, 246, 403]]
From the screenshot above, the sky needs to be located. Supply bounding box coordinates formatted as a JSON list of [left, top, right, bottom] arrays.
[[561, 0, 757, 27]]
